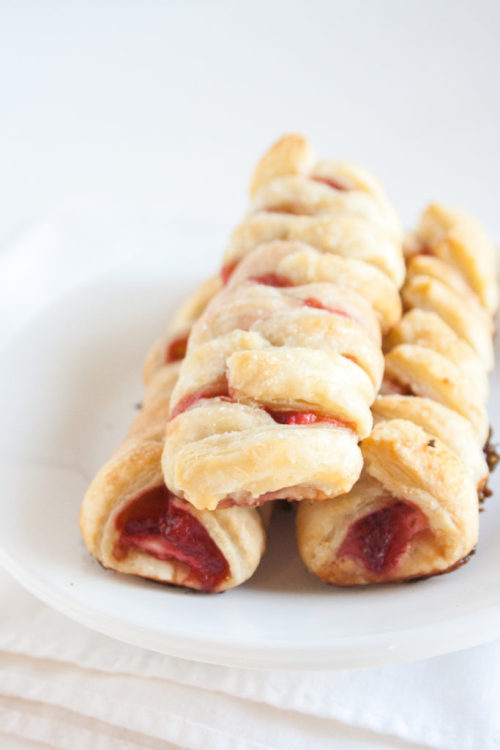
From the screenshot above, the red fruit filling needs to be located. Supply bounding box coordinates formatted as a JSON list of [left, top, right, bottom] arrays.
[[170, 376, 356, 431], [385, 378, 415, 396], [303, 297, 352, 319], [165, 334, 188, 363], [249, 273, 293, 287], [114, 485, 229, 591], [417, 244, 434, 257], [338, 501, 428, 576], [310, 176, 349, 191], [405, 244, 434, 263], [169, 376, 230, 420], [267, 409, 355, 431], [221, 261, 238, 285]]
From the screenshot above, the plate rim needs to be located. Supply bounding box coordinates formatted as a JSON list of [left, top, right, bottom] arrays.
[[3, 544, 500, 669]]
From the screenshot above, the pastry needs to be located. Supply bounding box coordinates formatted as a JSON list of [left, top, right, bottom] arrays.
[[297, 203, 497, 585], [163, 329, 366, 511], [82, 132, 496, 593], [224, 134, 404, 285], [408, 202, 498, 314], [248, 135, 402, 238], [146, 134, 404, 387], [381, 204, 495, 442], [82, 133, 404, 590], [79, 363, 267, 592], [162, 136, 404, 512], [297, 420, 478, 585], [143, 274, 222, 385]]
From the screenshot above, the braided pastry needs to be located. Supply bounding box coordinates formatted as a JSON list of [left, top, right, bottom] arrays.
[[297, 204, 496, 585], [144, 273, 222, 385], [225, 134, 404, 284], [82, 133, 403, 591], [79, 362, 267, 592], [81, 133, 402, 591], [162, 136, 404, 511], [144, 135, 404, 388]]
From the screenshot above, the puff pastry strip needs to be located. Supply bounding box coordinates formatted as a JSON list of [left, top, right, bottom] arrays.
[[144, 274, 222, 385], [161, 137, 404, 512], [163, 324, 366, 510], [80, 363, 267, 592], [225, 135, 404, 286], [297, 419, 478, 585], [249, 135, 402, 238], [297, 204, 496, 585], [411, 202, 498, 315], [146, 135, 404, 388]]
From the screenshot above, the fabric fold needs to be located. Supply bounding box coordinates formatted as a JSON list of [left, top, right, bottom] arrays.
[[1, 570, 499, 750]]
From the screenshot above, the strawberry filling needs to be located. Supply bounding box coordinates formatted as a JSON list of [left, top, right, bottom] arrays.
[[114, 485, 229, 591], [170, 375, 355, 430], [385, 378, 415, 396], [303, 297, 352, 319], [169, 376, 230, 420], [338, 500, 428, 576], [310, 176, 349, 191], [267, 409, 354, 430], [165, 334, 188, 363], [405, 244, 434, 263], [221, 261, 238, 285], [249, 273, 293, 287]]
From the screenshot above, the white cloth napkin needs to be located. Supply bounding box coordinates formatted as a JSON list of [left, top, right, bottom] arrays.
[[1, 566, 499, 750]]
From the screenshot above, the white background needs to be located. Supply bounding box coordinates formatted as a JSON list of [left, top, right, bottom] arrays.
[[0, 0, 499, 246]]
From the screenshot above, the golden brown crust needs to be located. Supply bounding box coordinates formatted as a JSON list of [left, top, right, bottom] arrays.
[[85, 138, 499, 594], [382, 203, 496, 445], [383, 308, 488, 402], [126, 363, 182, 444], [251, 176, 401, 237], [143, 274, 223, 385], [250, 134, 316, 197], [402, 273, 493, 370], [170, 274, 224, 334], [228, 134, 404, 289], [80, 363, 267, 591], [163, 356, 367, 510], [226, 213, 405, 286], [297, 199, 496, 588], [416, 203, 498, 315], [80, 439, 266, 591], [163, 233, 396, 511], [225, 240, 401, 333], [297, 420, 478, 585], [372, 395, 488, 488], [165, 418, 362, 511], [382, 344, 488, 444], [161, 137, 404, 513]]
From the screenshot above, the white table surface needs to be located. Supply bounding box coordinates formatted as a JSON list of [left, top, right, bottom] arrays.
[[0, 1, 499, 748]]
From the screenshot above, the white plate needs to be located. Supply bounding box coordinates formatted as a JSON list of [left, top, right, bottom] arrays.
[[1, 216, 500, 670]]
